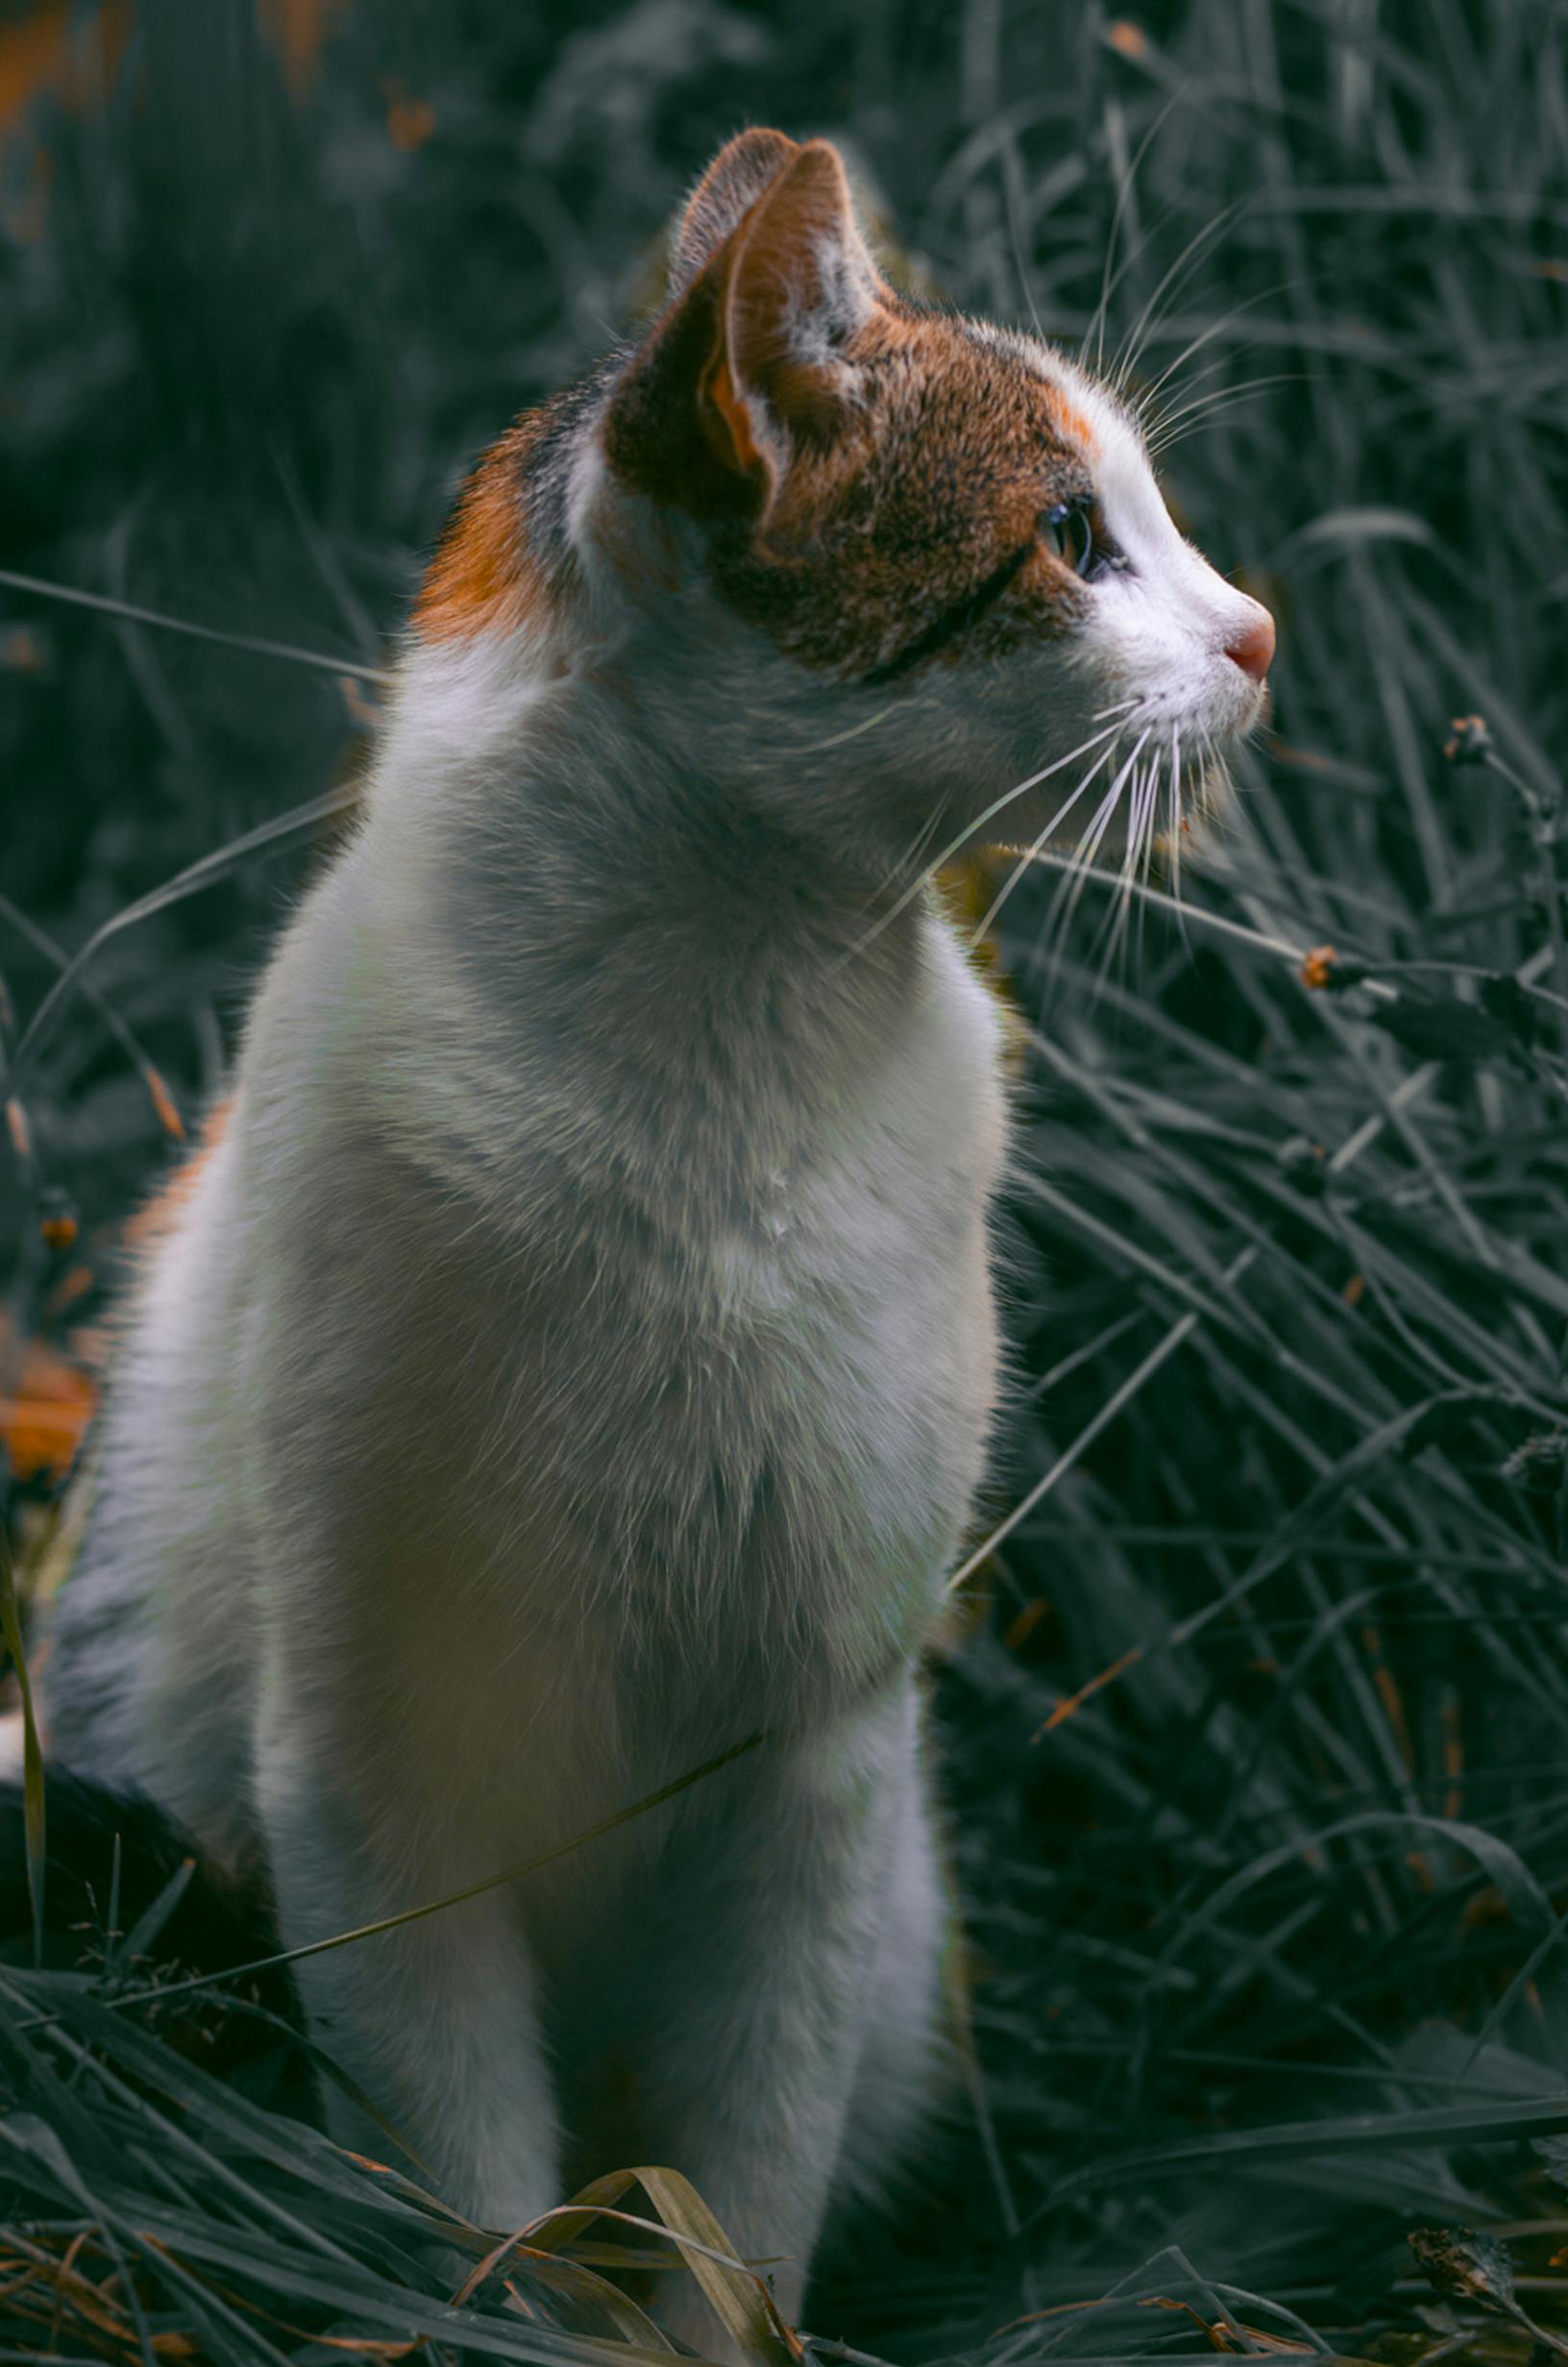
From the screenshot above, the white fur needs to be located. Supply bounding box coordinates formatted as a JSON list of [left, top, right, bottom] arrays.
[[44, 601, 1006, 2353], [1082, 386, 1272, 743]]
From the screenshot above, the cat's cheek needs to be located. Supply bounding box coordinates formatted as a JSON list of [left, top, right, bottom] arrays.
[[897, 662, 1110, 851]]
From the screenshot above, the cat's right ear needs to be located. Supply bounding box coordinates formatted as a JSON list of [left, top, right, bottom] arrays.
[[603, 133, 888, 523]]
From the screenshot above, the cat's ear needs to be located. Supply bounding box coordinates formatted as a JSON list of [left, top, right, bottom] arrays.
[[711, 138, 889, 472], [668, 126, 799, 302], [604, 136, 888, 518]]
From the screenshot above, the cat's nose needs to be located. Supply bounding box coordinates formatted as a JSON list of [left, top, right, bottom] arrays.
[[1225, 611, 1276, 682]]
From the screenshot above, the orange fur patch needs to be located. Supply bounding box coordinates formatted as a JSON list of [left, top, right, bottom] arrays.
[[125, 1095, 233, 1256], [1043, 387, 1098, 458], [412, 418, 547, 642], [699, 301, 1094, 680], [701, 349, 766, 478]]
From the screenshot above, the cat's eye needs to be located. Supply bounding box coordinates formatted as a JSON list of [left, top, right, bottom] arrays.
[[1041, 498, 1124, 581], [1043, 502, 1093, 574]]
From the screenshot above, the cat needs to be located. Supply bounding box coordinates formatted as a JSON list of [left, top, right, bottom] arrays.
[[33, 126, 1273, 2351]]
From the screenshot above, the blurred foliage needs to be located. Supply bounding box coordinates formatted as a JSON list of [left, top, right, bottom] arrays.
[[4, 0, 1568, 2361]]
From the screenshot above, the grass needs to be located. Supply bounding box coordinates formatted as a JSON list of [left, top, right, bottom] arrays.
[[4, 0, 1568, 2358]]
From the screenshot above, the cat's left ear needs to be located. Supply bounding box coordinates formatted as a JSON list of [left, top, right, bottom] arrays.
[[604, 136, 890, 518]]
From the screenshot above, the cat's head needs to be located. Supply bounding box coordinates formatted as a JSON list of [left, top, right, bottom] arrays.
[[415, 130, 1274, 884]]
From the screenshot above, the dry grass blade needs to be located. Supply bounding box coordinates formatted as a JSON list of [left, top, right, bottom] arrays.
[[510, 2173, 800, 2365]]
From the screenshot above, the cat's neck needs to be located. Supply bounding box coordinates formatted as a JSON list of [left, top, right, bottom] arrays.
[[356, 639, 952, 1217]]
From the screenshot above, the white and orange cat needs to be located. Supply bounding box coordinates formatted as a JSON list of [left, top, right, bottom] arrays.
[[37, 130, 1272, 2347]]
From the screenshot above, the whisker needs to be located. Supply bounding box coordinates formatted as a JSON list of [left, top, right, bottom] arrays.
[[1001, 132, 1047, 345], [1130, 276, 1312, 421], [1165, 723, 1192, 949], [1145, 372, 1308, 455], [0, 564, 391, 685], [1081, 82, 1196, 380], [1132, 342, 1244, 422], [1042, 730, 1151, 963], [837, 719, 1125, 966], [1140, 742, 1164, 891], [797, 699, 934, 753], [1134, 743, 1164, 977], [1064, 769, 1136, 933], [888, 795, 953, 885], [968, 739, 1120, 948], [1111, 200, 1244, 393], [1099, 750, 1162, 985]]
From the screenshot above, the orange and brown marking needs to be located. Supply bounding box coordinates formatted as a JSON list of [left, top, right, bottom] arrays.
[[1042, 385, 1099, 459], [434, 128, 1111, 687], [702, 303, 1097, 683], [125, 1094, 233, 1256], [412, 416, 549, 643], [601, 133, 1105, 686]]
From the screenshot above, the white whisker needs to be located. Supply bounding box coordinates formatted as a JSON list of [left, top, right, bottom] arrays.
[[1081, 82, 1195, 380], [1132, 275, 1311, 422], [1165, 725, 1191, 956], [1111, 199, 1244, 393], [1041, 730, 1151, 967], [1133, 745, 1164, 976], [1146, 373, 1307, 456], [797, 699, 932, 753], [967, 739, 1120, 948], [837, 719, 1125, 967], [1099, 752, 1162, 984]]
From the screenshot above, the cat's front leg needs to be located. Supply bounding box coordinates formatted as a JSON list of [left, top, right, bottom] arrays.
[[255, 1728, 562, 2236], [633, 1690, 941, 2356]]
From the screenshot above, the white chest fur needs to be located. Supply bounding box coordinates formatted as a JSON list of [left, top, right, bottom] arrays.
[[239, 848, 1011, 1741]]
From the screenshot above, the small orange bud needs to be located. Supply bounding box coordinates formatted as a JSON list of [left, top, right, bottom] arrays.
[[1442, 713, 1492, 764], [1300, 945, 1337, 990], [1342, 1272, 1365, 1307], [1107, 18, 1149, 56], [40, 1213, 78, 1251], [0, 625, 45, 672], [382, 78, 436, 152]]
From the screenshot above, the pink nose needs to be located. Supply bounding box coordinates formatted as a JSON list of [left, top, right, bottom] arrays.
[[1226, 612, 1276, 682]]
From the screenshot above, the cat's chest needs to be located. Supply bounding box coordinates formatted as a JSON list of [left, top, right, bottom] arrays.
[[719, 991, 1003, 1367], [331, 933, 1011, 1747], [657, 945, 1009, 1601]]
